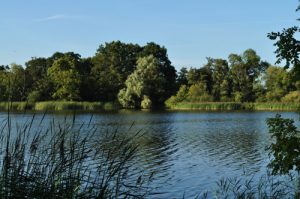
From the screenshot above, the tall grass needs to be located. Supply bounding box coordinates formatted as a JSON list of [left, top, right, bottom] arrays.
[[167, 102, 300, 111], [0, 101, 119, 112], [0, 102, 34, 111], [170, 102, 243, 111], [0, 112, 152, 198], [189, 172, 298, 199]]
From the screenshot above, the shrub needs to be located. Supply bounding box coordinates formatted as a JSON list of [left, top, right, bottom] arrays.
[[103, 102, 118, 110], [234, 92, 243, 102], [281, 91, 300, 103], [165, 96, 177, 108], [187, 83, 212, 102], [141, 95, 152, 109], [27, 91, 42, 103]]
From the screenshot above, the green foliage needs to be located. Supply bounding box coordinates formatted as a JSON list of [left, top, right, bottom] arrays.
[[9, 64, 27, 101], [103, 102, 118, 110], [166, 82, 213, 106], [233, 92, 243, 102], [229, 49, 267, 102], [0, 67, 10, 101], [166, 102, 300, 111], [140, 42, 177, 99], [187, 83, 213, 102], [268, 27, 300, 69], [0, 40, 299, 109], [267, 114, 300, 175], [27, 90, 41, 103], [250, 102, 300, 111], [168, 102, 242, 110], [265, 66, 292, 101], [168, 49, 269, 107], [165, 85, 189, 108], [118, 55, 167, 108], [186, 66, 213, 93], [209, 58, 231, 100], [281, 91, 300, 103], [91, 41, 141, 101], [47, 55, 81, 101], [141, 95, 152, 109], [91, 41, 176, 103], [177, 67, 188, 86], [0, 101, 114, 111], [165, 96, 177, 108]]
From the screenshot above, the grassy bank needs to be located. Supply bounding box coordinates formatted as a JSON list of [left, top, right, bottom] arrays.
[[0, 101, 119, 111], [168, 102, 300, 111]]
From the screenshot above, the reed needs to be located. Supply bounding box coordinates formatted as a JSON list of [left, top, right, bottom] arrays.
[[0, 112, 152, 198], [0, 101, 119, 112], [168, 102, 300, 111]]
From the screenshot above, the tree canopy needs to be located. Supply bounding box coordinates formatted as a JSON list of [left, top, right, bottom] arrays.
[[0, 40, 299, 109]]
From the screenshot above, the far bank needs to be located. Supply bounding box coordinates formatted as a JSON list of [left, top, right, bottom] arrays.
[[0, 101, 299, 112]]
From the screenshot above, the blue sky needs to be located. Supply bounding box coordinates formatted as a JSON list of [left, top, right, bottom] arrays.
[[0, 0, 299, 69]]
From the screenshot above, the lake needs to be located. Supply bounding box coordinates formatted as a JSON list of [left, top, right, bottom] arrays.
[[3, 111, 300, 198]]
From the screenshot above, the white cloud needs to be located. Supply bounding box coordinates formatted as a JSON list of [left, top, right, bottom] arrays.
[[36, 14, 66, 22]]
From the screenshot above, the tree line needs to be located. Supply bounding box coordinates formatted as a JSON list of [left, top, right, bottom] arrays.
[[166, 49, 300, 107], [0, 41, 177, 108], [1, 41, 299, 109]]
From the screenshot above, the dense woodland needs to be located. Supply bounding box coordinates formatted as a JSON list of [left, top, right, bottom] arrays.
[[1, 41, 299, 109]]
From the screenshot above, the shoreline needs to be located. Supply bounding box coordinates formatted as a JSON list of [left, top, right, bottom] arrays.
[[0, 101, 299, 112], [167, 102, 300, 111]]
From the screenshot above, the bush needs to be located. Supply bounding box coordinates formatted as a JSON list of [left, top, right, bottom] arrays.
[[281, 91, 300, 103], [27, 91, 42, 103], [165, 96, 177, 108], [103, 102, 118, 110], [141, 95, 152, 109], [187, 83, 213, 102], [234, 92, 243, 102]]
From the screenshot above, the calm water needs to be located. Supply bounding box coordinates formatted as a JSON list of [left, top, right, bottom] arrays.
[[3, 111, 300, 198]]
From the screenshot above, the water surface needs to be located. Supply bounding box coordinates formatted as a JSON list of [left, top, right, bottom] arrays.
[[3, 111, 300, 198]]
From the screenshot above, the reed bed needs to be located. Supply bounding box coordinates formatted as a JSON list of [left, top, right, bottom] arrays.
[[168, 102, 300, 111], [0, 101, 119, 112], [0, 112, 152, 198], [204, 173, 295, 199]]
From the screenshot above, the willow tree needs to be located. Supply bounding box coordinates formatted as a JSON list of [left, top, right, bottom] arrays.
[[118, 55, 166, 109]]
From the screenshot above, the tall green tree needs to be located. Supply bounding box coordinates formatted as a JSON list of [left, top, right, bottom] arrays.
[[77, 57, 95, 101], [9, 64, 26, 101], [47, 55, 81, 101], [229, 49, 267, 102], [187, 66, 213, 93], [25, 57, 51, 101], [264, 66, 292, 101], [208, 58, 232, 101], [140, 42, 177, 98], [118, 55, 166, 109], [177, 67, 188, 86], [91, 41, 142, 101], [0, 65, 10, 101]]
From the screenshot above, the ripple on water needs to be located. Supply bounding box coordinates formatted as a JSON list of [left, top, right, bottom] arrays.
[[3, 111, 300, 198]]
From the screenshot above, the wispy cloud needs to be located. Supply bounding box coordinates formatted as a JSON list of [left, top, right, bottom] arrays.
[[36, 14, 66, 22]]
